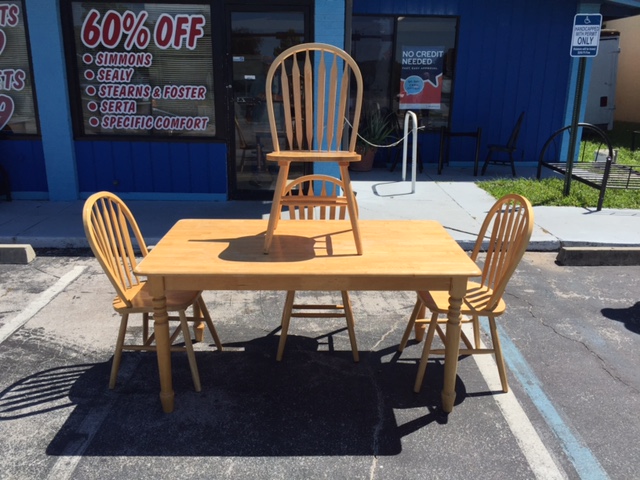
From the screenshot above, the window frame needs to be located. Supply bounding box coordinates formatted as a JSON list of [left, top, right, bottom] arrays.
[[351, 13, 460, 131], [0, 0, 41, 140], [60, 0, 228, 143]]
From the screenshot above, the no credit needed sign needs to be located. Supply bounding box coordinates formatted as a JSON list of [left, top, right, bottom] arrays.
[[570, 14, 602, 57]]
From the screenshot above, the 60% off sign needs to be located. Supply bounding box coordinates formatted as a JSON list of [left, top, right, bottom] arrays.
[[81, 9, 206, 51]]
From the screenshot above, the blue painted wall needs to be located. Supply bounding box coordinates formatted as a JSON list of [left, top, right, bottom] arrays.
[[8, 0, 629, 201], [0, 140, 47, 197], [354, 0, 578, 166], [75, 141, 227, 200]]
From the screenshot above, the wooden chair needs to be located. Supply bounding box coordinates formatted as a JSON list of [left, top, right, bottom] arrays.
[[481, 112, 525, 177], [276, 174, 359, 362], [262, 43, 364, 254], [82, 191, 222, 391], [398, 194, 533, 393]]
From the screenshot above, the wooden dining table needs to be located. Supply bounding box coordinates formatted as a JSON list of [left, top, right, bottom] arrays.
[[134, 219, 481, 414]]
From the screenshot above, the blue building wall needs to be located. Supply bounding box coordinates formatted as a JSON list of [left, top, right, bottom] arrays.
[[0, 140, 47, 195], [354, 0, 577, 166], [10, 0, 348, 200], [6, 0, 637, 201], [75, 141, 227, 200]]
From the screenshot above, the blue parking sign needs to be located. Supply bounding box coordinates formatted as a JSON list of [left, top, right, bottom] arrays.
[[570, 14, 602, 57]]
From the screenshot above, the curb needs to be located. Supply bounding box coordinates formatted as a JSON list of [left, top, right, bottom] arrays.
[[0, 244, 36, 264], [556, 246, 640, 266]]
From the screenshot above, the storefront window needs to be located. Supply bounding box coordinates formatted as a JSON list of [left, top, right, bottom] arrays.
[[69, 2, 215, 137], [0, 0, 38, 135], [352, 15, 457, 129]]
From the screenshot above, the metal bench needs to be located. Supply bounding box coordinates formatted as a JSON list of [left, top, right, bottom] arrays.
[[537, 123, 640, 211]]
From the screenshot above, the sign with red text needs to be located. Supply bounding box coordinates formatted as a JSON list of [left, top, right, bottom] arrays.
[[399, 46, 444, 110], [72, 3, 214, 137], [0, 1, 38, 135]]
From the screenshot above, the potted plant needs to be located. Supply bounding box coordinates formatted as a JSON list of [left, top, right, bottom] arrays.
[[350, 109, 394, 171]]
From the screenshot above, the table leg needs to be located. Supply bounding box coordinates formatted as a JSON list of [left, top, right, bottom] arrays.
[[339, 164, 363, 255], [149, 276, 174, 413], [263, 161, 290, 253], [441, 277, 466, 413]]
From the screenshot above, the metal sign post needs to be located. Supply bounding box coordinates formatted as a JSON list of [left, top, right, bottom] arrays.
[[564, 13, 602, 196]]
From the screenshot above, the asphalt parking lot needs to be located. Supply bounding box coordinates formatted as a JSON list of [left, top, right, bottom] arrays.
[[1, 251, 639, 479]]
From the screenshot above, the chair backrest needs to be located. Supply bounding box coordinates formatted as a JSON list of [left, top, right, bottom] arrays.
[[265, 42, 363, 154], [506, 112, 525, 149], [280, 174, 357, 220], [470, 193, 533, 310], [83, 191, 149, 307]]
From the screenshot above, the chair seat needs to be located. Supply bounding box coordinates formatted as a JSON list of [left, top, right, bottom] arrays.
[[112, 282, 201, 313], [267, 150, 361, 163], [418, 281, 506, 317]]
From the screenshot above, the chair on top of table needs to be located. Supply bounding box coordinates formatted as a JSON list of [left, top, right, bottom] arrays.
[[83, 191, 222, 391], [481, 111, 525, 177], [276, 174, 359, 362], [398, 193, 533, 393], [262, 42, 364, 255]]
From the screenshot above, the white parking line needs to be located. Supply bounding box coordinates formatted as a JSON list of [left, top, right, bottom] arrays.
[[477, 318, 609, 480], [469, 322, 567, 479], [0, 266, 86, 344]]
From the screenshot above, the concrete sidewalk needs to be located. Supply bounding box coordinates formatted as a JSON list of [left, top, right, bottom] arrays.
[[1, 165, 640, 261]]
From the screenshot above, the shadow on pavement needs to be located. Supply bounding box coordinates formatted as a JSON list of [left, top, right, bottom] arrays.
[[0, 335, 470, 457], [601, 302, 640, 334]]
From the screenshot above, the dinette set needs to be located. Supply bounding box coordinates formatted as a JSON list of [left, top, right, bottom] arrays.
[[83, 43, 533, 415]]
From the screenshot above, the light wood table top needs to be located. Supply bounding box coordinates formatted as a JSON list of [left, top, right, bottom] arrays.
[[136, 219, 479, 289], [134, 219, 481, 414]]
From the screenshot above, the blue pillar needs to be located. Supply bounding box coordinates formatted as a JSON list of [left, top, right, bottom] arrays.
[[25, 0, 78, 200], [315, 0, 347, 178]]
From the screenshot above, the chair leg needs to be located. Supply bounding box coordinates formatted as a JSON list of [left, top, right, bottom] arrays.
[[481, 151, 492, 175], [488, 316, 509, 392], [472, 315, 481, 348], [264, 162, 290, 253], [239, 150, 246, 172], [179, 311, 202, 392], [341, 291, 359, 362], [142, 313, 150, 344], [192, 300, 205, 342], [339, 164, 363, 255], [276, 291, 296, 361], [473, 128, 482, 176], [413, 311, 439, 393], [399, 297, 424, 352], [110, 314, 130, 389], [509, 152, 517, 177], [196, 295, 222, 350]]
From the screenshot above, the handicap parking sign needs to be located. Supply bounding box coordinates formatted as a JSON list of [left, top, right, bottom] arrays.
[[570, 14, 602, 57]]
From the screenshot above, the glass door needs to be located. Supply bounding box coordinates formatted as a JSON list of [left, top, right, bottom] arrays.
[[229, 8, 309, 199]]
